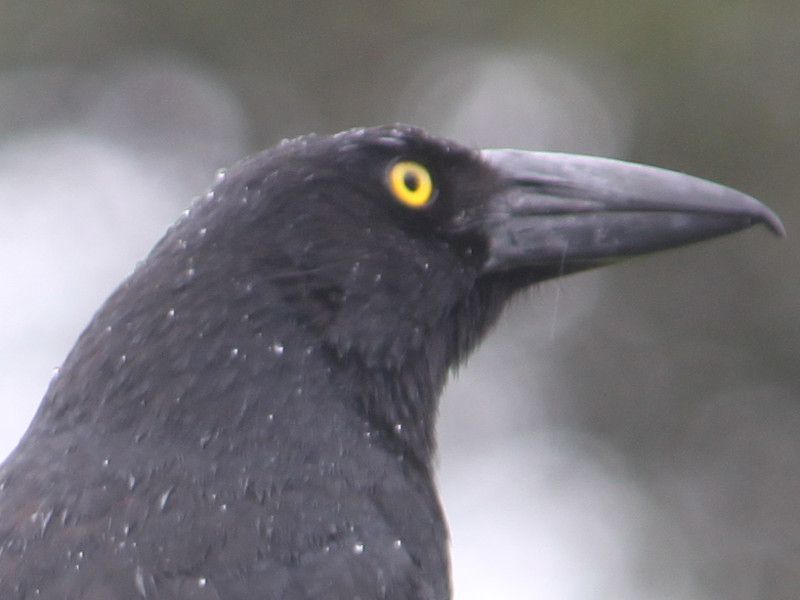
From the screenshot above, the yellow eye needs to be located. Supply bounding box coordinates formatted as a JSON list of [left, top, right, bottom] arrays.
[[387, 161, 434, 209]]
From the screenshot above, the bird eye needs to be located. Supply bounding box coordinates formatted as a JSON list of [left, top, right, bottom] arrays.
[[387, 161, 435, 209]]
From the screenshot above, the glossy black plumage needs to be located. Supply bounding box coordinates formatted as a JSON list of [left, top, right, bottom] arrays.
[[0, 125, 781, 599]]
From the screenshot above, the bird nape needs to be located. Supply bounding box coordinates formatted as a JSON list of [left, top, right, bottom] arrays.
[[0, 125, 783, 599]]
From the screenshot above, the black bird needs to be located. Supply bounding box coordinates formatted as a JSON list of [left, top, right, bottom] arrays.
[[0, 125, 783, 599]]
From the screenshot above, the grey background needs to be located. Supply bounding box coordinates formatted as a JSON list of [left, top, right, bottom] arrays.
[[0, 3, 798, 598]]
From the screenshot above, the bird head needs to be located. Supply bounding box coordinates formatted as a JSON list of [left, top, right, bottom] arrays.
[[41, 124, 781, 461], [185, 124, 782, 373]]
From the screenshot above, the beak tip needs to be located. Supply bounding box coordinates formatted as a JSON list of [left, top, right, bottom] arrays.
[[764, 211, 786, 238], [758, 206, 786, 237]]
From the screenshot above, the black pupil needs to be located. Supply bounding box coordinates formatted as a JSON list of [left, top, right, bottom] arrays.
[[403, 171, 419, 192]]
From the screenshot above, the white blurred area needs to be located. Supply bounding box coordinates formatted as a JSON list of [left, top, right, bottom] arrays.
[[439, 309, 705, 600], [0, 50, 739, 599], [0, 59, 249, 457], [0, 133, 177, 453]]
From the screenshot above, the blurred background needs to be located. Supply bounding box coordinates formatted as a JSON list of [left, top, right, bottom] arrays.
[[1, 2, 798, 598]]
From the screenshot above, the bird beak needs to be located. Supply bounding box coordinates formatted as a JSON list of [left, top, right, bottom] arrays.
[[478, 150, 785, 276]]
